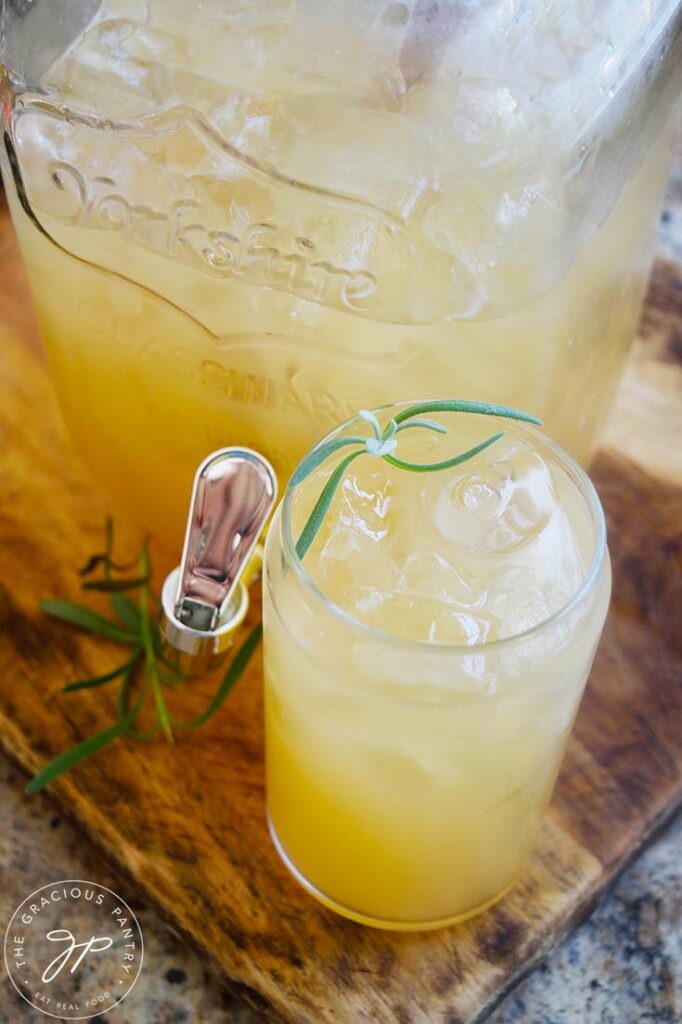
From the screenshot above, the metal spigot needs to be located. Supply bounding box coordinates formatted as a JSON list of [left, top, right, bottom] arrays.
[[160, 448, 277, 675]]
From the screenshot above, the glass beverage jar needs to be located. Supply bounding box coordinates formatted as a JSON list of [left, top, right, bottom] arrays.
[[263, 404, 611, 928], [1, 1, 680, 549]]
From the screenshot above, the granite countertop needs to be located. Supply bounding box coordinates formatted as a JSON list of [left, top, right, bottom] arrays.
[[1, 144, 681, 1024]]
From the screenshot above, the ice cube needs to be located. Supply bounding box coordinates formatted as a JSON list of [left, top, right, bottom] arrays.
[[315, 468, 399, 613], [425, 438, 560, 555], [397, 549, 475, 605]]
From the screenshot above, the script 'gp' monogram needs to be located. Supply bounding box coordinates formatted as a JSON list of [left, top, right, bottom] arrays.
[[4, 880, 143, 1020], [42, 929, 114, 984]]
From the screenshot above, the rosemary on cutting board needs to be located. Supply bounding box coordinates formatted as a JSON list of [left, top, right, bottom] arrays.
[[27, 519, 260, 794]]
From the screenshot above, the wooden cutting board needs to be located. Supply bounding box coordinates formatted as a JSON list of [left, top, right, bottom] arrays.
[[0, 188, 680, 1024]]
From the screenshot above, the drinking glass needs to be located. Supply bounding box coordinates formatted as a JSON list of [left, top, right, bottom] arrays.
[[263, 404, 611, 929]]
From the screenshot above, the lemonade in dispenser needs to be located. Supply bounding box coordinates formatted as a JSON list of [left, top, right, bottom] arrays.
[[1, 0, 680, 548]]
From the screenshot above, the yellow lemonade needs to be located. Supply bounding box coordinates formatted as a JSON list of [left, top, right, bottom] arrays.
[[1, 1, 680, 549], [263, 409, 611, 927]]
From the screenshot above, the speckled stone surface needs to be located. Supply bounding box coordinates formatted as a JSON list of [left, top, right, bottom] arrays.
[[487, 814, 682, 1024], [1, 136, 681, 1024]]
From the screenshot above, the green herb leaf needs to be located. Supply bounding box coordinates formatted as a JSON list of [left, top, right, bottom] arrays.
[[40, 600, 138, 645], [158, 668, 184, 687], [28, 657, 147, 793], [82, 576, 149, 592], [150, 620, 168, 659], [110, 592, 142, 633], [150, 662, 173, 742], [289, 436, 366, 487], [383, 431, 505, 473], [79, 553, 109, 577], [382, 418, 398, 441], [63, 653, 141, 693], [138, 540, 174, 743], [25, 719, 130, 794], [365, 436, 398, 457], [125, 722, 162, 741], [394, 399, 542, 426], [296, 449, 364, 560], [358, 409, 383, 440], [79, 553, 140, 577], [394, 417, 448, 435], [172, 623, 262, 731], [116, 659, 145, 720], [155, 653, 184, 684]]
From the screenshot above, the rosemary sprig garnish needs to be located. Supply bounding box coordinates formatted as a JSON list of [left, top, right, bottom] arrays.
[[27, 519, 260, 794], [293, 400, 542, 560]]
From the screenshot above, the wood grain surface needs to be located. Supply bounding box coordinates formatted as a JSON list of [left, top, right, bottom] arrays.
[[0, 185, 680, 1024]]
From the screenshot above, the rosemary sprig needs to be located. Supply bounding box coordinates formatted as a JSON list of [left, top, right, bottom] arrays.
[[27, 519, 260, 794], [294, 400, 542, 560]]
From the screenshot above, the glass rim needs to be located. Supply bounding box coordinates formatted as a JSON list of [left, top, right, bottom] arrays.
[[280, 402, 608, 656]]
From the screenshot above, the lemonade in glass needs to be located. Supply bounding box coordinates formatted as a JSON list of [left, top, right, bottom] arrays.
[[263, 404, 611, 928]]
